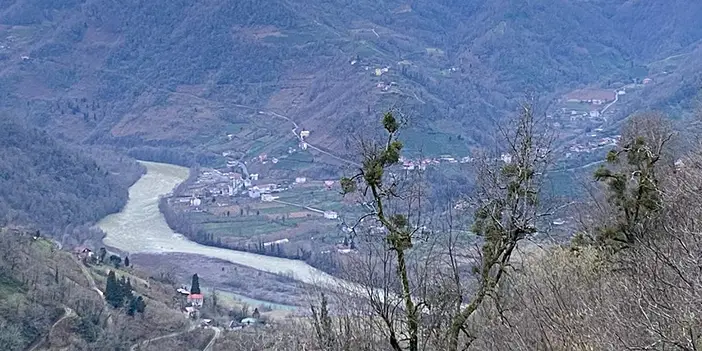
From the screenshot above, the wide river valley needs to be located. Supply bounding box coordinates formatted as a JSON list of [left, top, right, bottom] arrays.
[[97, 161, 338, 287]]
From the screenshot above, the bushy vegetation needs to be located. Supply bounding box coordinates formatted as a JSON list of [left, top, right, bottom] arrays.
[[0, 117, 140, 231], [210, 109, 702, 351], [0, 228, 192, 350]]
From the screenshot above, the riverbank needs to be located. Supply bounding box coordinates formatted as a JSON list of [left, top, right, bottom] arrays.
[[131, 252, 304, 309], [96, 161, 346, 309]]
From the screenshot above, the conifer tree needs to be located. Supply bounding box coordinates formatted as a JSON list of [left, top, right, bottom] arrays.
[[105, 271, 123, 308], [124, 256, 130, 267], [190, 274, 201, 294]]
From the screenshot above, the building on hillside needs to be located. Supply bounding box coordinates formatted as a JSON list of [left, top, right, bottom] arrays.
[[300, 142, 308, 150], [248, 189, 261, 199], [564, 89, 616, 104], [184, 306, 198, 319], [300, 130, 310, 138], [190, 197, 202, 207], [241, 317, 258, 326], [589, 110, 601, 118], [74, 247, 93, 261], [188, 293, 204, 307], [261, 194, 276, 202], [295, 177, 307, 184], [324, 211, 339, 220], [324, 180, 335, 189], [643, 78, 653, 84], [500, 153, 513, 164], [255, 184, 277, 193]]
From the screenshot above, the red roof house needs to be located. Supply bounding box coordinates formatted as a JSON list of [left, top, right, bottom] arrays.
[[187, 293, 204, 307]]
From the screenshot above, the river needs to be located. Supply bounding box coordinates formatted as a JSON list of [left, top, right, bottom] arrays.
[[97, 161, 339, 287]]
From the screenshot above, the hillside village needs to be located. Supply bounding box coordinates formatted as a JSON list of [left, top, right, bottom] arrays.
[[549, 78, 656, 163]]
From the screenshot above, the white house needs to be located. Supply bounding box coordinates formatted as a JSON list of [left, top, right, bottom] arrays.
[[295, 177, 307, 184], [589, 110, 601, 118], [250, 174, 259, 181], [324, 211, 338, 220], [261, 194, 275, 202], [248, 190, 261, 199], [300, 130, 310, 138], [190, 197, 202, 207], [500, 153, 513, 164]]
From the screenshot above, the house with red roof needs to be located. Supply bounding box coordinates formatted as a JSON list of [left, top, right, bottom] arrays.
[[187, 293, 204, 307]]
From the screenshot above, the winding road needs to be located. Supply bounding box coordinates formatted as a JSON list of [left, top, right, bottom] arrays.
[[26, 306, 75, 351], [129, 325, 220, 351], [203, 327, 222, 351], [96, 68, 358, 168]]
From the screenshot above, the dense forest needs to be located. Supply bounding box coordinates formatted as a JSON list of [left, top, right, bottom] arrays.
[[0, 116, 141, 230]]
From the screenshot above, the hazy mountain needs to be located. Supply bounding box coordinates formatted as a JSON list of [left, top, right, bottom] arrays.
[[0, 0, 701, 159]]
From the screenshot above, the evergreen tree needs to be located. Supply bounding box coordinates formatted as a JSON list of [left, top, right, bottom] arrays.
[[98, 247, 107, 264], [127, 298, 138, 316], [105, 271, 123, 308], [124, 256, 130, 267], [135, 296, 146, 314], [190, 274, 201, 294], [121, 277, 134, 302]]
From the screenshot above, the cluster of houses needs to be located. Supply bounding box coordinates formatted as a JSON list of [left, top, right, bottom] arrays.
[[399, 155, 474, 170], [567, 135, 621, 155], [178, 165, 341, 222], [177, 287, 205, 318], [565, 89, 617, 106], [177, 286, 265, 330]]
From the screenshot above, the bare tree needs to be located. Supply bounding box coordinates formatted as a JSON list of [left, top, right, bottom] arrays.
[[340, 102, 551, 351], [590, 112, 675, 247]]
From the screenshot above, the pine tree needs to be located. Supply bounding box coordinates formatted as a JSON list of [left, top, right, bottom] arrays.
[[190, 274, 201, 294], [124, 256, 130, 267], [135, 296, 146, 314], [127, 298, 138, 316], [105, 271, 123, 308]]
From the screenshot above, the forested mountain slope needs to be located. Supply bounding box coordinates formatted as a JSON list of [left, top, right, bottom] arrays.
[[0, 117, 141, 230], [1, 0, 701, 160]]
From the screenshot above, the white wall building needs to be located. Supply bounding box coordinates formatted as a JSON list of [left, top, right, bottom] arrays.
[[295, 177, 307, 184], [500, 153, 513, 164], [324, 211, 338, 220]]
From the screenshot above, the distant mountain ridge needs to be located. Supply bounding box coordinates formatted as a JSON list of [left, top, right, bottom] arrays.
[[0, 0, 700, 160]]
